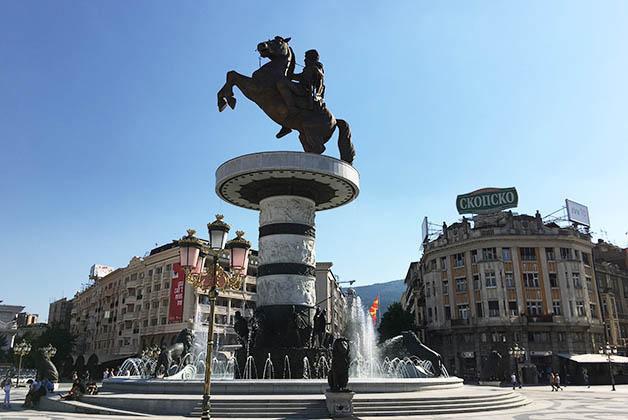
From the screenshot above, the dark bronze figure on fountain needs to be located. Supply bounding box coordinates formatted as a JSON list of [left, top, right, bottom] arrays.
[[217, 36, 355, 164]]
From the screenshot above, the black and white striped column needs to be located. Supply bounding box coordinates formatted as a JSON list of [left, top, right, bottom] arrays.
[[257, 195, 316, 309]]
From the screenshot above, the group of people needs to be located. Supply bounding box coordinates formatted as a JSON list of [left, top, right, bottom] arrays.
[[59, 371, 98, 401], [549, 372, 563, 391]]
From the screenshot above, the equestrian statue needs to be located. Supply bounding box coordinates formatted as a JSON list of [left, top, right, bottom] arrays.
[[217, 36, 355, 165]]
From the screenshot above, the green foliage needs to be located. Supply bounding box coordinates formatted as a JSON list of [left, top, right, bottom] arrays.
[[13, 325, 77, 369], [376, 302, 417, 344]]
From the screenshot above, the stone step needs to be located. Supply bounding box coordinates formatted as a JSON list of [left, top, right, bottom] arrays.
[[353, 393, 520, 406], [354, 397, 528, 417], [39, 395, 150, 417]]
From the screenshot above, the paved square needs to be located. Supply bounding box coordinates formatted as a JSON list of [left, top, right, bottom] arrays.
[[0, 384, 627, 419]]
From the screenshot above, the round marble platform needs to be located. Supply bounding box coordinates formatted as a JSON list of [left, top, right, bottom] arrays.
[[215, 152, 360, 211]]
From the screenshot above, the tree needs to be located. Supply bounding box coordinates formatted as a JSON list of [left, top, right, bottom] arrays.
[[376, 302, 417, 344]]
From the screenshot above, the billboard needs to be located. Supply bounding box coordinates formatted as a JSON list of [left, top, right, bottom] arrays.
[[456, 187, 518, 214], [421, 216, 428, 243], [168, 263, 185, 323], [89, 264, 114, 279], [565, 199, 590, 227]]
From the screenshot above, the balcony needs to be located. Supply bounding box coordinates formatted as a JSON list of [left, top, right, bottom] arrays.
[[525, 314, 554, 323]]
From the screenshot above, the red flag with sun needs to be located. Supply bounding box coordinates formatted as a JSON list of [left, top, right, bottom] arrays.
[[369, 296, 379, 325]]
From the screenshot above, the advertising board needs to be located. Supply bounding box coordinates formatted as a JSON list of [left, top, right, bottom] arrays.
[[168, 263, 185, 323], [421, 216, 428, 243], [565, 199, 590, 227], [456, 187, 518, 214], [89, 264, 114, 279]]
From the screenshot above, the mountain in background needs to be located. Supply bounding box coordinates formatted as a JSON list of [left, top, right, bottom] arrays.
[[350, 279, 405, 318]]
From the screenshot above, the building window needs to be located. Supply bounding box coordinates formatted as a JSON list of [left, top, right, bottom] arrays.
[[582, 253, 591, 266], [590, 303, 598, 318], [572, 272, 582, 288], [476, 302, 483, 318], [502, 248, 511, 262], [526, 300, 543, 315], [545, 247, 555, 261], [428, 307, 433, 322], [488, 300, 500, 317], [485, 271, 497, 288], [523, 272, 540, 288], [576, 301, 586, 317], [473, 275, 481, 290], [482, 247, 497, 261], [442, 280, 449, 295], [553, 300, 562, 315], [508, 301, 518, 316], [505, 272, 515, 289], [585, 276, 592, 290], [440, 256, 447, 270], [557, 332, 565, 342], [519, 247, 537, 261], [471, 250, 478, 264], [549, 273, 558, 288], [151, 318, 158, 326], [458, 304, 469, 319], [559, 247, 572, 260], [445, 306, 451, 320], [161, 317, 167, 324], [429, 259, 437, 271], [454, 253, 465, 267], [574, 250, 580, 260], [455, 277, 467, 293]]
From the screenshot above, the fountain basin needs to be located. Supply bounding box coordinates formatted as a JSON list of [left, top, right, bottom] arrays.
[[102, 376, 462, 395]]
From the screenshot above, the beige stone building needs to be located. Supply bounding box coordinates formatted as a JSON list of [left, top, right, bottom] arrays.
[[404, 211, 605, 382], [593, 240, 628, 353], [315, 262, 347, 337], [70, 241, 259, 366]]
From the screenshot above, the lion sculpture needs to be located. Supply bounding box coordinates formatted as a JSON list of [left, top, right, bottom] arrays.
[[35, 348, 59, 383], [328, 337, 351, 392], [155, 328, 196, 377]]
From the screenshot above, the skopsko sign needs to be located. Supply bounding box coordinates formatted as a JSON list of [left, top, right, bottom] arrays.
[[456, 187, 518, 215]]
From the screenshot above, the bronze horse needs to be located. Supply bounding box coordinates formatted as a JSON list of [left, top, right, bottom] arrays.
[[217, 36, 355, 165]]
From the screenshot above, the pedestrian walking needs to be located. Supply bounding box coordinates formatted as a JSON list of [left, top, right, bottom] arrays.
[[2, 372, 12, 408], [511, 372, 521, 390], [555, 373, 563, 391], [583, 369, 590, 388], [549, 372, 556, 391]]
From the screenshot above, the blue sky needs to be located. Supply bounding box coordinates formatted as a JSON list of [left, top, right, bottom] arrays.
[[2, 1, 627, 320]]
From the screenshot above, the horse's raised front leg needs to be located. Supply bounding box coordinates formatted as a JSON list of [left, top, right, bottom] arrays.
[[217, 71, 248, 112]]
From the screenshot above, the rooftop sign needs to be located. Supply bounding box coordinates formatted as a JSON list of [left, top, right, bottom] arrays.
[[456, 187, 518, 215], [565, 199, 590, 227]]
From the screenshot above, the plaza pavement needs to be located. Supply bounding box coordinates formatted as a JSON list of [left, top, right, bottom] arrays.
[[1, 383, 627, 419]]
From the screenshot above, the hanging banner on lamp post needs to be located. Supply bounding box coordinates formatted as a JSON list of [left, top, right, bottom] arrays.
[[456, 187, 518, 215]]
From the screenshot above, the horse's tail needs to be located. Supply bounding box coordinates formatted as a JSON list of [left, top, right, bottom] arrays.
[[336, 119, 355, 165]]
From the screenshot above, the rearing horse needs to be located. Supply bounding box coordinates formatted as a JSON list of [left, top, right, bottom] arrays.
[[217, 36, 355, 165]]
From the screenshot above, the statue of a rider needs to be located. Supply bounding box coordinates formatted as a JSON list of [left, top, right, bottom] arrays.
[[276, 49, 325, 138]]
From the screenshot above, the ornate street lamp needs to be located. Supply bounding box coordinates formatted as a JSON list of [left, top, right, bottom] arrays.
[[13, 342, 32, 387], [177, 214, 251, 420], [508, 343, 525, 387], [42, 344, 57, 359], [599, 342, 617, 391]]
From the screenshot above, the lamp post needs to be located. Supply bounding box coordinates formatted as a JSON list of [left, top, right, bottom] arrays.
[[508, 343, 525, 388], [177, 215, 251, 420], [42, 344, 57, 359], [599, 342, 617, 391], [13, 342, 31, 387]]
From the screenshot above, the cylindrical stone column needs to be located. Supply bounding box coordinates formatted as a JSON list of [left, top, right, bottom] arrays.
[[215, 151, 360, 352], [257, 195, 316, 308]]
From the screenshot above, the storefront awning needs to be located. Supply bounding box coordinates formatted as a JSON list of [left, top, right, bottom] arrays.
[[557, 353, 628, 364]]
